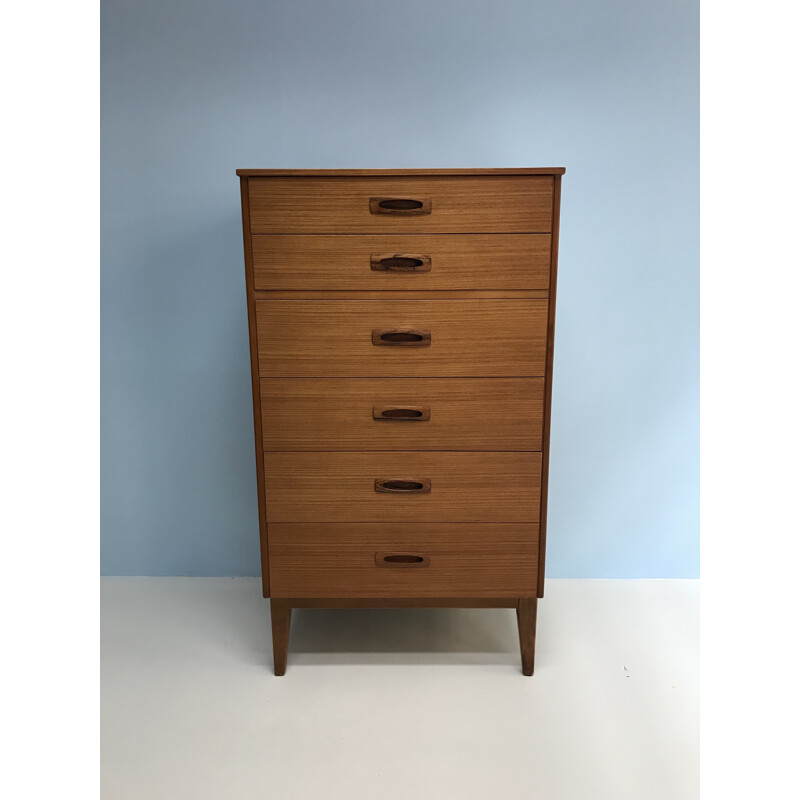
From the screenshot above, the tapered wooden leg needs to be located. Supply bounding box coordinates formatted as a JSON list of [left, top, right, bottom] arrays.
[[517, 597, 538, 676], [270, 599, 291, 676]]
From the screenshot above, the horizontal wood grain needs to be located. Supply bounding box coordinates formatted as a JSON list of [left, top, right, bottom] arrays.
[[269, 523, 539, 597], [283, 597, 522, 607], [263, 451, 542, 523], [284, 598, 521, 607], [253, 290, 549, 299], [236, 168, 566, 176], [247, 176, 553, 233], [255, 299, 547, 377], [251, 234, 551, 291], [259, 377, 544, 450]]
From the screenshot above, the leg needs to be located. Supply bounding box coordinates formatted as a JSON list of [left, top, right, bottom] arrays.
[[517, 597, 538, 676], [270, 599, 292, 676]]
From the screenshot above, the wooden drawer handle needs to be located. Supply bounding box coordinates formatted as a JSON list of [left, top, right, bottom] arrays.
[[370, 197, 432, 215], [375, 552, 431, 568], [374, 478, 431, 494], [373, 406, 431, 421], [372, 329, 431, 347], [370, 253, 432, 273]]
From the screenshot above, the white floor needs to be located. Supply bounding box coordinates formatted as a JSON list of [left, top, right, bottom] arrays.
[[101, 578, 698, 800]]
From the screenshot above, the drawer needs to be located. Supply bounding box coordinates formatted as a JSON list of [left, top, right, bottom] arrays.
[[251, 234, 551, 291], [255, 299, 546, 377], [247, 176, 553, 233], [263, 451, 542, 523], [260, 377, 544, 451], [269, 523, 539, 598]]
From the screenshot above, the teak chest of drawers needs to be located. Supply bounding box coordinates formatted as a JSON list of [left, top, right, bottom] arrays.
[[237, 167, 565, 675]]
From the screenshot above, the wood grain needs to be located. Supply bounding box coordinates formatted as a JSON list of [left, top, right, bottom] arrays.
[[253, 290, 549, 299], [270, 599, 291, 676], [259, 377, 544, 451], [247, 176, 553, 233], [517, 597, 538, 675], [251, 234, 551, 291], [263, 451, 542, 523], [269, 523, 539, 597], [236, 168, 566, 176], [255, 299, 547, 377], [283, 598, 520, 608]]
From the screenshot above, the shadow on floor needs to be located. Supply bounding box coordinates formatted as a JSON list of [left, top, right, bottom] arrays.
[[279, 607, 522, 667]]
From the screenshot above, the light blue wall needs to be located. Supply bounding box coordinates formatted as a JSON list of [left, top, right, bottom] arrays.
[[101, 0, 698, 577]]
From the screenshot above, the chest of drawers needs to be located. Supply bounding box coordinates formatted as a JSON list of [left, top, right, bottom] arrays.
[[237, 168, 564, 675]]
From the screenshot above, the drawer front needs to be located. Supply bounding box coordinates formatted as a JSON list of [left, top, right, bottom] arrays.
[[256, 299, 546, 377], [269, 523, 539, 598], [251, 234, 551, 291], [264, 451, 542, 523], [260, 377, 544, 451], [247, 176, 553, 233]]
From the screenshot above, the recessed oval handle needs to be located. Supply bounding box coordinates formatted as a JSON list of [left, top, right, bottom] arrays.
[[370, 253, 432, 273], [372, 329, 431, 347], [369, 197, 432, 215], [381, 199, 422, 210], [375, 552, 431, 568], [374, 478, 431, 494], [373, 406, 431, 421]]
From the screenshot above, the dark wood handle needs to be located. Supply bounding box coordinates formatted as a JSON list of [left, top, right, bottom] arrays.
[[374, 478, 431, 494], [370, 253, 432, 273], [372, 406, 431, 421], [369, 197, 432, 215], [372, 329, 431, 347], [375, 552, 431, 568]]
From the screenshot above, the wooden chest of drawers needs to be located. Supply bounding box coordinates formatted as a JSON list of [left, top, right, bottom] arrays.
[[237, 168, 564, 675]]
